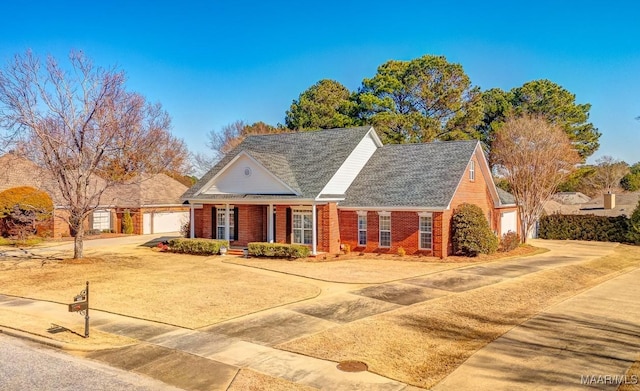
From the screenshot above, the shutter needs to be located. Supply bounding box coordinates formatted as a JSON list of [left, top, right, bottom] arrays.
[[286, 207, 292, 243], [233, 207, 239, 241], [211, 207, 217, 239], [273, 209, 277, 242]]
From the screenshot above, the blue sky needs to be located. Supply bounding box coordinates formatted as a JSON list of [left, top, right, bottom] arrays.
[[1, 1, 639, 165]]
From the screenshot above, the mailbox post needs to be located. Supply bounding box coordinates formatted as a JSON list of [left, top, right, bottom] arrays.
[[68, 281, 89, 338]]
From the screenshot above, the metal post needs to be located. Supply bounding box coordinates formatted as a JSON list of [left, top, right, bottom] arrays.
[[84, 281, 89, 338]]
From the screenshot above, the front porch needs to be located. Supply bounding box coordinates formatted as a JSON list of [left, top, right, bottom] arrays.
[[189, 202, 341, 255]]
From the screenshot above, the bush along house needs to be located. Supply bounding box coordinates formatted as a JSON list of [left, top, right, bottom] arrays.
[[182, 126, 519, 258]]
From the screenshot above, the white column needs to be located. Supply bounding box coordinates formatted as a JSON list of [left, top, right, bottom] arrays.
[[189, 205, 195, 238], [311, 203, 317, 255], [225, 204, 230, 241], [267, 204, 274, 243]]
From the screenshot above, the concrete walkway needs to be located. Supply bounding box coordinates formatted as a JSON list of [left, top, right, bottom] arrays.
[[433, 266, 640, 390], [0, 294, 406, 390]]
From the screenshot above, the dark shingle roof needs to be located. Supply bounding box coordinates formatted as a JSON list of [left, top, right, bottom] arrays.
[[340, 140, 479, 208], [496, 188, 516, 205], [183, 126, 374, 200]]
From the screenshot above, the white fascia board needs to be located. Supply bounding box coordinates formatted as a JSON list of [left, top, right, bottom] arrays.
[[194, 150, 299, 196], [338, 206, 446, 212], [183, 197, 321, 205]]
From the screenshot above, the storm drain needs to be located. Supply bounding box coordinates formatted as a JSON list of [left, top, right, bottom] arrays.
[[337, 360, 368, 372]]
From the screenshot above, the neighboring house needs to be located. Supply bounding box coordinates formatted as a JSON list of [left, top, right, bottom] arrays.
[[0, 154, 188, 237], [182, 126, 519, 258], [107, 174, 189, 235], [544, 192, 640, 218]]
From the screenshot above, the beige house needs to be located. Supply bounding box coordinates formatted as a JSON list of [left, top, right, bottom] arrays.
[[0, 154, 188, 237]]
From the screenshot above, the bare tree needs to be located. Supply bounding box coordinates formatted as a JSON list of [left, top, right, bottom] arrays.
[[0, 50, 189, 258], [192, 121, 285, 176], [492, 115, 580, 242], [589, 155, 629, 194]]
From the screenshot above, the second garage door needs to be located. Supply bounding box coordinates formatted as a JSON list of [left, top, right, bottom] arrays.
[[500, 211, 518, 236], [143, 211, 189, 234]]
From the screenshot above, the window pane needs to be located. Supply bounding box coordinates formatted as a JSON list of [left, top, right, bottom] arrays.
[[293, 214, 302, 229], [303, 229, 312, 244], [380, 231, 390, 247], [294, 230, 302, 244], [303, 214, 312, 229], [359, 230, 367, 245], [217, 227, 225, 239], [358, 216, 367, 230], [420, 216, 432, 232], [420, 232, 432, 249], [379, 215, 390, 230]]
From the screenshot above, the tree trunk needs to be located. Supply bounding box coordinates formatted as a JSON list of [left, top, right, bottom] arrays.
[[74, 227, 84, 259], [70, 213, 85, 259]]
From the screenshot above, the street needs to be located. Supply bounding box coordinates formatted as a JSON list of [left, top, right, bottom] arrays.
[[0, 333, 180, 391]]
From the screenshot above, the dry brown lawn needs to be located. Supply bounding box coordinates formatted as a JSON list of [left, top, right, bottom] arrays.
[[278, 245, 640, 389], [227, 369, 318, 391], [0, 246, 320, 329], [0, 307, 136, 347], [619, 355, 640, 391], [224, 246, 542, 284]]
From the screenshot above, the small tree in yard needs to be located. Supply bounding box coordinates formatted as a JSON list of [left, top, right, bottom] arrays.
[[451, 203, 498, 256], [0, 51, 189, 258], [492, 115, 580, 242], [122, 210, 134, 234]]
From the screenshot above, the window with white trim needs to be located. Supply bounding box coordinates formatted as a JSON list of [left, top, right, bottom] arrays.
[[419, 215, 432, 250], [92, 210, 111, 231], [217, 209, 235, 240], [379, 214, 391, 247], [293, 209, 313, 245], [469, 160, 475, 181], [357, 213, 367, 246]]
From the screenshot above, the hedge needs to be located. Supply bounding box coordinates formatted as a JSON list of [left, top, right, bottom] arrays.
[[248, 242, 310, 259], [538, 214, 630, 243], [168, 238, 230, 255]]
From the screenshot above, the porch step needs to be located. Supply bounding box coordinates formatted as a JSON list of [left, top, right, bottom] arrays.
[[226, 249, 246, 256]]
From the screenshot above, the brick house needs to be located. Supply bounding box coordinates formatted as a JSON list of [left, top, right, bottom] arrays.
[[182, 126, 519, 258], [0, 154, 189, 237]]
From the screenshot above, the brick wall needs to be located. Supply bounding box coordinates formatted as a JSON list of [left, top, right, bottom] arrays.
[[444, 153, 501, 256], [338, 210, 436, 256], [235, 205, 264, 246], [317, 203, 340, 253]]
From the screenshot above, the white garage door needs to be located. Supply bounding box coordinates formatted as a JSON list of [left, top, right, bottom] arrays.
[[142, 211, 189, 234], [500, 211, 517, 236]]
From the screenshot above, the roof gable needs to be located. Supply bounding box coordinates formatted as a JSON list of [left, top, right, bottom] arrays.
[[183, 126, 375, 200], [197, 151, 298, 196], [341, 140, 481, 209]]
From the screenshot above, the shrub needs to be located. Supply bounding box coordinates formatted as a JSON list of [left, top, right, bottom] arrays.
[[627, 200, 640, 244], [248, 242, 310, 259], [180, 220, 190, 238], [87, 229, 102, 236], [168, 238, 229, 255], [397, 246, 406, 257], [122, 210, 134, 234], [342, 243, 351, 255], [0, 186, 53, 240], [499, 231, 520, 252], [539, 213, 630, 243], [451, 203, 499, 256]]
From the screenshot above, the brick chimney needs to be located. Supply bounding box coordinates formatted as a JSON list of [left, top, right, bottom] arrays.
[[604, 193, 616, 209]]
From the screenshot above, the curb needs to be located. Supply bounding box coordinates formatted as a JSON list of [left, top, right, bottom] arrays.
[[0, 326, 129, 352]]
